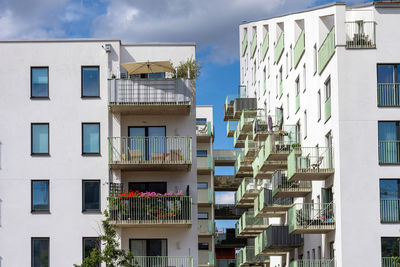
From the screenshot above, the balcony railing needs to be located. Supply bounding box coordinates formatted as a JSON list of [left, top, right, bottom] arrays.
[[198, 220, 215, 235], [133, 256, 193, 267], [379, 141, 400, 164], [242, 32, 248, 56], [254, 188, 293, 217], [215, 204, 246, 219], [287, 147, 334, 181], [253, 112, 270, 142], [288, 203, 335, 234], [290, 259, 335, 267], [226, 120, 238, 137], [108, 136, 192, 170], [275, 33, 284, 63], [272, 170, 312, 198], [261, 32, 269, 61], [214, 149, 237, 166], [108, 195, 192, 226], [294, 30, 305, 68], [236, 211, 269, 237], [318, 27, 335, 74], [244, 136, 258, 159], [345, 21, 375, 49], [325, 97, 331, 122], [236, 246, 269, 266], [198, 155, 214, 173], [251, 33, 257, 58], [199, 250, 215, 266], [378, 83, 400, 107], [382, 257, 398, 267], [108, 78, 192, 114], [198, 188, 213, 205], [235, 178, 259, 206], [381, 199, 400, 222]]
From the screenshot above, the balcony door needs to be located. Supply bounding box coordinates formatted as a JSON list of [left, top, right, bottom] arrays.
[[380, 179, 400, 222], [378, 122, 400, 164], [378, 64, 400, 106], [130, 239, 167, 263], [129, 126, 166, 161]]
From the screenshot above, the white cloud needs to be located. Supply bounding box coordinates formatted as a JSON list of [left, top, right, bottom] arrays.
[[215, 191, 235, 204]]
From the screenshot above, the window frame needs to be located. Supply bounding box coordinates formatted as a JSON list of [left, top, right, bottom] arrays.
[[198, 182, 208, 189], [31, 180, 50, 213], [129, 238, 168, 256], [31, 237, 49, 267], [31, 123, 50, 156], [82, 237, 100, 262], [31, 67, 49, 99], [198, 242, 209, 250], [317, 90, 322, 122], [198, 212, 209, 220], [82, 123, 100, 155], [82, 180, 101, 213], [81, 66, 100, 98], [197, 150, 208, 157]]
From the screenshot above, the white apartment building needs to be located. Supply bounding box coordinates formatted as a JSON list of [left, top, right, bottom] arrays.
[[226, 1, 400, 267], [0, 39, 200, 266]]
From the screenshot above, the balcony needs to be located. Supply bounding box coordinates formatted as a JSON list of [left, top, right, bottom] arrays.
[[288, 203, 335, 234], [108, 136, 192, 171], [223, 95, 257, 121], [345, 21, 375, 49], [198, 155, 214, 174], [215, 204, 246, 219], [108, 195, 192, 227], [242, 32, 248, 56], [235, 178, 260, 208], [379, 141, 400, 164], [214, 149, 236, 166], [214, 176, 241, 191], [226, 120, 238, 138], [251, 33, 257, 58], [197, 121, 214, 143], [216, 228, 247, 248], [235, 211, 269, 237], [378, 83, 400, 107], [325, 97, 331, 122], [275, 33, 284, 63], [234, 152, 253, 178], [199, 251, 215, 266], [382, 257, 398, 267], [272, 170, 312, 198], [134, 256, 193, 267], [237, 111, 255, 138], [244, 136, 258, 160], [253, 112, 271, 142], [198, 188, 214, 206], [293, 30, 305, 68], [233, 129, 246, 149], [198, 220, 216, 236], [254, 189, 293, 218], [261, 32, 269, 61], [255, 225, 303, 256], [108, 78, 192, 115], [381, 199, 400, 223], [236, 246, 270, 267], [290, 259, 335, 267], [318, 27, 335, 74], [287, 147, 334, 181]]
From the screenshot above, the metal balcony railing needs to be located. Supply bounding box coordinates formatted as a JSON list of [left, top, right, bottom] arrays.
[[290, 259, 335, 267], [318, 27, 335, 74], [379, 141, 400, 164], [288, 203, 335, 234], [275, 33, 284, 63], [254, 188, 293, 217], [378, 83, 400, 107], [382, 257, 398, 267], [272, 170, 312, 198], [381, 199, 400, 222], [133, 256, 193, 267], [108, 78, 192, 105], [294, 30, 305, 68], [198, 220, 215, 235], [236, 246, 269, 266], [108, 196, 192, 225], [345, 21, 375, 49], [261, 32, 269, 61]]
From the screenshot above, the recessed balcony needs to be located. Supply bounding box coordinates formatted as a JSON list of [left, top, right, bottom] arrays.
[[235, 211, 269, 238], [198, 188, 214, 206], [345, 21, 376, 49], [108, 78, 192, 115], [198, 155, 214, 174], [108, 136, 192, 171], [236, 246, 270, 267], [288, 203, 335, 234], [134, 256, 193, 267], [108, 195, 192, 227], [318, 26, 335, 75], [198, 220, 216, 236], [255, 225, 303, 256], [287, 147, 334, 181], [254, 189, 293, 218], [197, 121, 214, 143], [272, 170, 312, 198], [290, 259, 335, 267]]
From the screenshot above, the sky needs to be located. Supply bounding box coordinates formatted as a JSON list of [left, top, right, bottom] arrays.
[[0, 0, 368, 230]]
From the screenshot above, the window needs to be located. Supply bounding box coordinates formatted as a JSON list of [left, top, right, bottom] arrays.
[[130, 239, 167, 256], [290, 45, 293, 69], [263, 67, 267, 93], [378, 121, 400, 164], [317, 90, 322, 121], [31, 67, 49, 98], [198, 182, 208, 189], [81, 66, 100, 97], [31, 123, 49, 155], [325, 78, 331, 101], [303, 64, 306, 91], [312, 249, 315, 260], [129, 182, 167, 194], [380, 179, 400, 222], [329, 242, 335, 259], [198, 243, 209, 250], [285, 53, 288, 77], [377, 64, 400, 106], [83, 237, 100, 262], [196, 118, 207, 125], [82, 123, 100, 155], [31, 180, 49, 212], [82, 180, 100, 212], [318, 246, 321, 259], [268, 57, 270, 77], [307, 251, 310, 260], [313, 44, 317, 74], [382, 237, 400, 257], [303, 110, 307, 139], [129, 126, 166, 160], [295, 77, 300, 113], [31, 238, 49, 267], [198, 212, 209, 219], [197, 150, 207, 157], [286, 94, 290, 119]]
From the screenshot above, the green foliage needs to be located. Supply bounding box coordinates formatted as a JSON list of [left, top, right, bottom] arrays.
[[74, 211, 139, 267], [172, 58, 201, 79]]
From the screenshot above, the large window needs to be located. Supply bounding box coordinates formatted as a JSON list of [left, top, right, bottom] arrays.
[[82, 180, 100, 212], [31, 237, 49, 267], [31, 180, 49, 212], [31, 67, 49, 98], [128, 182, 167, 194], [31, 123, 49, 155], [377, 64, 400, 106], [382, 237, 400, 258], [130, 239, 167, 256], [380, 179, 400, 222], [82, 123, 100, 155], [83, 237, 100, 262], [128, 126, 166, 161], [378, 121, 400, 164], [81, 66, 100, 97]]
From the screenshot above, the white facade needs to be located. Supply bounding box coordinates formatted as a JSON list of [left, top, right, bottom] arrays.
[[237, 2, 400, 267], [0, 39, 198, 266]]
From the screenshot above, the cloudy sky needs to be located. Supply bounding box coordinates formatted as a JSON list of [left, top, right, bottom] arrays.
[[0, 0, 367, 229]]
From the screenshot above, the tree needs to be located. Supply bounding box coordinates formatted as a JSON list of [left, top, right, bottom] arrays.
[[74, 211, 139, 267], [172, 58, 201, 79]]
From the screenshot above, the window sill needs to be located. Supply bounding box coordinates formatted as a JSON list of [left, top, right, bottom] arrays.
[[30, 97, 50, 100], [82, 210, 102, 214], [81, 96, 101, 99], [31, 153, 50, 157], [31, 211, 51, 214], [82, 153, 101, 157]]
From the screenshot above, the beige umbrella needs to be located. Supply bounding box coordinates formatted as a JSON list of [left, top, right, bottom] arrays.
[[121, 61, 175, 74]]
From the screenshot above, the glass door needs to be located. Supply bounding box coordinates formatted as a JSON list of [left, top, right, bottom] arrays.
[[129, 127, 146, 161], [129, 126, 166, 161], [148, 127, 166, 161]]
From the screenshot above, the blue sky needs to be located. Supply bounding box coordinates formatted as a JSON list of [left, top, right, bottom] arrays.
[[0, 0, 368, 230]]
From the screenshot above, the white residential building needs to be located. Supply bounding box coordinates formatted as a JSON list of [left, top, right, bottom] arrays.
[[0, 39, 199, 266], [227, 1, 400, 267]]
